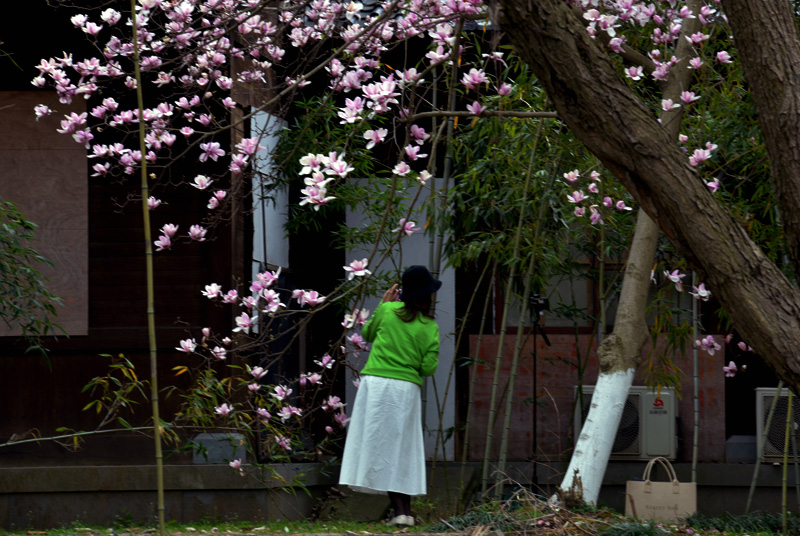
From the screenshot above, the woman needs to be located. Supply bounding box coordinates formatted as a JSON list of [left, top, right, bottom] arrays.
[[339, 265, 442, 527]]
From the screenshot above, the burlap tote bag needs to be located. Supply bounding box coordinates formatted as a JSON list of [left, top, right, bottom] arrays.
[[625, 456, 696, 521]]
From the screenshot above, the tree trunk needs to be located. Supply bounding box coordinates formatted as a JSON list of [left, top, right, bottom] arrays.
[[557, 1, 701, 504], [559, 210, 658, 505], [497, 0, 800, 395], [721, 0, 800, 281]]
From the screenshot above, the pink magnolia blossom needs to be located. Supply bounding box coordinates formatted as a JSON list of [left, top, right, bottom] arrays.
[[299, 184, 335, 210], [689, 148, 712, 167], [256, 407, 271, 421], [250, 366, 268, 380], [188, 224, 207, 241], [229, 459, 244, 476], [202, 283, 222, 299], [690, 283, 711, 301], [661, 99, 680, 111], [233, 312, 256, 334], [34, 104, 53, 119], [680, 91, 700, 104], [271, 385, 292, 401], [199, 142, 225, 162], [461, 68, 488, 90], [716, 51, 733, 64], [348, 332, 369, 351], [624, 66, 643, 80], [563, 170, 580, 183], [300, 372, 322, 386], [211, 346, 227, 360], [275, 435, 291, 451], [466, 101, 485, 115], [333, 412, 349, 427], [393, 161, 411, 176], [686, 32, 710, 45], [322, 395, 345, 411], [737, 341, 754, 352], [278, 405, 302, 421], [342, 312, 357, 329], [236, 137, 264, 156], [344, 258, 371, 280], [363, 128, 388, 149], [567, 191, 585, 204], [147, 197, 162, 210], [496, 83, 514, 96], [261, 288, 285, 314], [589, 205, 603, 225], [697, 335, 721, 355], [410, 124, 430, 144], [404, 145, 427, 161], [393, 218, 421, 236], [292, 289, 326, 307], [723, 361, 737, 377], [176, 338, 197, 353], [161, 223, 179, 237], [154, 235, 171, 251], [215, 403, 233, 416], [314, 354, 335, 369], [191, 175, 213, 190], [664, 269, 686, 292]]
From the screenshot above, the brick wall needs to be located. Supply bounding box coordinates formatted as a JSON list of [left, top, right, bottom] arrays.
[[466, 333, 726, 463]]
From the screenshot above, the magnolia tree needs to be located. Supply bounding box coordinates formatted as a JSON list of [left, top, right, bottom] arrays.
[[31, 0, 791, 515]]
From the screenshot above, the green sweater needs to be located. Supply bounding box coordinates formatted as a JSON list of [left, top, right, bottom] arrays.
[[361, 301, 439, 386]]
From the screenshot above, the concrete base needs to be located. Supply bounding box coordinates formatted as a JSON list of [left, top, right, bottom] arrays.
[[1, 461, 798, 530], [0, 464, 326, 530], [726, 435, 757, 463]]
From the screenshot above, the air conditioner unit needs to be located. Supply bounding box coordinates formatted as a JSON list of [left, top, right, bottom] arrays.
[[574, 385, 678, 461], [755, 387, 800, 462]]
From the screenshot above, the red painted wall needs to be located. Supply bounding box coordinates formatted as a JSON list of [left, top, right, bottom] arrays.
[[466, 333, 726, 463]]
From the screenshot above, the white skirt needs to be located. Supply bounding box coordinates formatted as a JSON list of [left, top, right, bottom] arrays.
[[338, 375, 427, 496]]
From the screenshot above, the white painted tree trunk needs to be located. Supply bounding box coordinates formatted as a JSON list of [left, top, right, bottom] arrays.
[[559, 369, 635, 504], [555, 209, 660, 505], [553, 1, 701, 504]]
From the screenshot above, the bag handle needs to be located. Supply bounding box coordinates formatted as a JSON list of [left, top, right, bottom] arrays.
[[642, 456, 679, 483]]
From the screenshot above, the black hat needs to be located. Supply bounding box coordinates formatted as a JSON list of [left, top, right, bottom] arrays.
[[401, 265, 442, 302]]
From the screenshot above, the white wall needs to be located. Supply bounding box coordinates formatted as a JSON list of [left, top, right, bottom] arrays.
[[251, 111, 289, 275], [344, 178, 456, 461]]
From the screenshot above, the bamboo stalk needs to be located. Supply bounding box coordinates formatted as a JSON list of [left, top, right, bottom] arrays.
[[746, 382, 783, 513], [793, 399, 800, 512], [130, 3, 165, 534], [480, 125, 541, 496], [692, 271, 699, 483], [496, 134, 553, 497], [783, 391, 792, 535], [495, 248, 535, 498], [431, 258, 492, 466], [458, 260, 497, 509]]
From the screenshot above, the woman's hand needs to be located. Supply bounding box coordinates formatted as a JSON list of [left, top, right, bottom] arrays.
[[382, 284, 400, 303]]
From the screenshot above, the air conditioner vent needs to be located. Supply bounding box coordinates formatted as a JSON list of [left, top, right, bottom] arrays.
[[755, 387, 800, 462], [575, 386, 677, 461]]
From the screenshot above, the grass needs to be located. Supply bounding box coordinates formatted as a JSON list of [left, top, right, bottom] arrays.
[[5, 494, 797, 535]]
